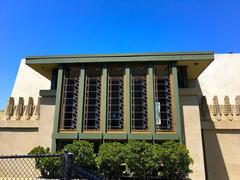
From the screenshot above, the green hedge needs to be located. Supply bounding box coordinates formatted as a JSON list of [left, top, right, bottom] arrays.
[[96, 142, 125, 178], [29, 140, 193, 179]]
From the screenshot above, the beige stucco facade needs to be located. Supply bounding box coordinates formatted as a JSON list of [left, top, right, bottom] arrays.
[[0, 53, 240, 179], [0, 95, 55, 155], [198, 53, 240, 104], [179, 93, 206, 180], [11, 59, 50, 104]]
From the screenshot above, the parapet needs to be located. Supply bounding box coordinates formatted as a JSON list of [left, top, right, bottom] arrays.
[[200, 95, 240, 130], [0, 97, 41, 121]]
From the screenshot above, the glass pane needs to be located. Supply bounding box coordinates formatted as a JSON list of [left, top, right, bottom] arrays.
[[154, 65, 173, 130], [108, 66, 124, 130], [60, 65, 80, 130], [84, 66, 102, 130], [131, 66, 148, 130]]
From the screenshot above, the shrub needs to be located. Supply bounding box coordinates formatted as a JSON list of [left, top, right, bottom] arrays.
[[160, 141, 193, 179], [123, 140, 160, 179], [29, 140, 193, 179], [28, 146, 62, 178], [64, 140, 96, 168], [96, 142, 125, 179]]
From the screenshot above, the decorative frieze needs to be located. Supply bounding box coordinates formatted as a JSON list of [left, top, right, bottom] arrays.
[[1, 97, 41, 121], [235, 96, 240, 115], [201, 95, 240, 121], [5, 97, 15, 120]]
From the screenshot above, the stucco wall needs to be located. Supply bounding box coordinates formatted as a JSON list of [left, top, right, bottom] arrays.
[[198, 53, 240, 104], [0, 95, 55, 155], [202, 129, 240, 180], [179, 93, 206, 180], [0, 130, 39, 155], [11, 59, 50, 104]]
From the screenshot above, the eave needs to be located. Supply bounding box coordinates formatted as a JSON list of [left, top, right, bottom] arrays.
[[25, 51, 214, 80]]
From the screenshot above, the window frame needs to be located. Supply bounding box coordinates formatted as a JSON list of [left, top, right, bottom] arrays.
[[153, 63, 176, 133], [130, 64, 150, 132], [83, 64, 103, 132], [107, 64, 125, 132]]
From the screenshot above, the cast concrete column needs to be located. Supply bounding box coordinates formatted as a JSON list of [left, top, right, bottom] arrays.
[[179, 91, 205, 180]]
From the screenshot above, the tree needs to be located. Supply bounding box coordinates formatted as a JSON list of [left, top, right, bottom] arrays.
[[28, 146, 62, 178], [96, 142, 125, 179], [160, 141, 193, 179], [123, 140, 159, 179], [64, 140, 96, 168]]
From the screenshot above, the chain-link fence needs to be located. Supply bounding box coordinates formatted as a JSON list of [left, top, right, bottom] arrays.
[[0, 151, 103, 180], [0, 153, 64, 179]]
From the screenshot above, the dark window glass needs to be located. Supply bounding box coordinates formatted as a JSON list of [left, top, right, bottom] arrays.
[[154, 65, 173, 130], [84, 66, 102, 130], [107, 66, 124, 130], [60, 65, 80, 130], [131, 66, 148, 130]]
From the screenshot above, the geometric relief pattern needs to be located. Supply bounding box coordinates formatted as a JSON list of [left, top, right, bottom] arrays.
[[201, 95, 240, 121], [2, 97, 40, 121]]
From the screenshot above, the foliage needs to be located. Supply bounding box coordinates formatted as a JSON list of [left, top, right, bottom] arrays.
[[123, 140, 161, 179], [160, 141, 193, 179], [63, 140, 96, 168], [96, 142, 125, 179], [28, 146, 62, 178], [29, 140, 193, 179]]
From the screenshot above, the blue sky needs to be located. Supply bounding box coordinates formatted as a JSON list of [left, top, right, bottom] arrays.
[[0, 0, 240, 109]]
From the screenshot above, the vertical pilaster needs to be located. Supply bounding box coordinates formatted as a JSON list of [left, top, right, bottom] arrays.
[[101, 64, 108, 134], [171, 62, 184, 143], [51, 64, 64, 152], [77, 65, 85, 134], [148, 64, 155, 134], [125, 64, 131, 134]]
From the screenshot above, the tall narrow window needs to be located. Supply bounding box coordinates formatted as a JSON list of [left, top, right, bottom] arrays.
[[131, 66, 148, 130], [154, 65, 173, 130], [61, 66, 80, 130], [84, 66, 102, 130], [108, 66, 124, 130]]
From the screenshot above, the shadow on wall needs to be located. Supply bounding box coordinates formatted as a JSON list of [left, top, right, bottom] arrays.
[[196, 80, 230, 180]]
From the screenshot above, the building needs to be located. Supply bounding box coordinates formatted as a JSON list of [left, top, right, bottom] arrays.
[[0, 51, 240, 180]]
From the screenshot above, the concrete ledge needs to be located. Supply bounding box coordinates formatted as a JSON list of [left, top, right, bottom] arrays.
[[0, 120, 39, 128], [201, 120, 240, 130], [179, 88, 201, 96], [39, 90, 56, 97]]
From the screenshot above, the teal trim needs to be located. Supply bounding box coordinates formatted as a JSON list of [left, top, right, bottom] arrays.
[[53, 132, 78, 139], [101, 64, 108, 133], [148, 64, 155, 134], [79, 133, 103, 140], [128, 133, 152, 140], [26, 53, 214, 65], [125, 64, 131, 134], [26, 51, 214, 61], [103, 133, 127, 139], [77, 66, 85, 133], [171, 62, 184, 143], [0, 128, 38, 132], [51, 64, 64, 152], [52, 132, 179, 141], [26, 52, 214, 81], [153, 133, 179, 140], [39, 90, 56, 97]]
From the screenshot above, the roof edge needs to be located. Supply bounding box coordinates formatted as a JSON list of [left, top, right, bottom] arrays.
[[26, 51, 214, 60]]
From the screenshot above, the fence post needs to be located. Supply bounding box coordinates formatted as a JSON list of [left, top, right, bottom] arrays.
[[63, 149, 74, 180]]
